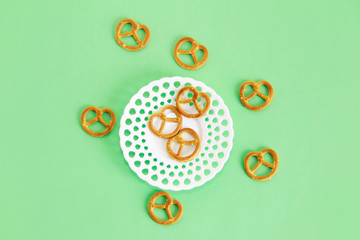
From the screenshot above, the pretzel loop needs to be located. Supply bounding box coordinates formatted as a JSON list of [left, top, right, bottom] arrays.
[[174, 37, 209, 70], [244, 148, 279, 181], [81, 106, 116, 137], [239, 80, 274, 111], [115, 18, 150, 51], [148, 105, 183, 138], [166, 128, 201, 162], [176, 86, 211, 118], [148, 192, 183, 225]]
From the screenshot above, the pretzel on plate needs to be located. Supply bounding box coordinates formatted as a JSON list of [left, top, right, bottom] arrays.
[[176, 86, 211, 118]]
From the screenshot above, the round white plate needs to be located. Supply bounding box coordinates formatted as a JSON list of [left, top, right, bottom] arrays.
[[119, 76, 234, 191]]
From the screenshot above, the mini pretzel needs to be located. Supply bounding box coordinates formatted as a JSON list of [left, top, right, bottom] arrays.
[[148, 191, 183, 225], [176, 86, 211, 118], [115, 18, 150, 51], [81, 106, 116, 137], [244, 148, 279, 181], [174, 37, 209, 70], [166, 128, 201, 162], [148, 105, 183, 138], [239, 81, 274, 111]]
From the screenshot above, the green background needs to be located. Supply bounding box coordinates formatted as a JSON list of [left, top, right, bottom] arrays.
[[1, 0, 359, 239]]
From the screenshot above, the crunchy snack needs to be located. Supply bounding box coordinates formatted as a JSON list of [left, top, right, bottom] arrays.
[[81, 106, 116, 137], [115, 18, 150, 51], [239, 81, 274, 111], [166, 128, 201, 162], [244, 148, 279, 181], [176, 86, 211, 118], [148, 191, 183, 225], [174, 37, 208, 70], [148, 105, 183, 138]]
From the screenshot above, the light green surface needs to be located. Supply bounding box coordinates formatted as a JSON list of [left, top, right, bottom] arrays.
[[1, 0, 359, 239]]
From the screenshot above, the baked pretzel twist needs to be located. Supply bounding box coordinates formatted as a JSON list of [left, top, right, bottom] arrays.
[[81, 106, 116, 137], [148, 191, 183, 225], [148, 105, 183, 138], [244, 148, 279, 181], [239, 81, 274, 111], [176, 86, 211, 118], [166, 128, 201, 162], [115, 18, 150, 51], [174, 37, 208, 70]]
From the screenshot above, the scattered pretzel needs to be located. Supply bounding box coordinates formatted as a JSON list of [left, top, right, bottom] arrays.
[[166, 128, 201, 162], [176, 86, 211, 118], [239, 81, 274, 111], [148, 105, 183, 138], [148, 191, 183, 225], [115, 18, 150, 51], [244, 148, 279, 181], [81, 106, 116, 137], [174, 37, 208, 70]]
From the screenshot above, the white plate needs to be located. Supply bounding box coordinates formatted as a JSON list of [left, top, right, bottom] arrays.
[[119, 76, 234, 191]]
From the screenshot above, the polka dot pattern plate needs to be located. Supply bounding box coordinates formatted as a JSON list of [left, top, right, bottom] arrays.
[[119, 76, 234, 191]]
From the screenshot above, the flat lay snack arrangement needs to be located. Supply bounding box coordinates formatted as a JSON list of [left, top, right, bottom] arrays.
[[2, 1, 359, 239], [80, 18, 278, 225]]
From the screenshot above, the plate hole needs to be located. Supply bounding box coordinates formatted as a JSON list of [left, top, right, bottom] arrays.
[[163, 82, 170, 89], [143, 91, 149, 98], [152, 86, 159, 92]]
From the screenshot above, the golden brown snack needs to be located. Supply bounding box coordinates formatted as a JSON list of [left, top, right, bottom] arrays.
[[148, 191, 183, 225], [81, 106, 116, 137], [239, 80, 274, 111], [176, 86, 211, 118], [148, 105, 183, 138], [244, 148, 279, 181], [166, 128, 201, 162], [115, 18, 150, 51], [174, 37, 208, 70]]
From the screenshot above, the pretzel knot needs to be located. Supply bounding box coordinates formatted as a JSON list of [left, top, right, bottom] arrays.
[[244, 148, 279, 181], [239, 81, 274, 111], [174, 37, 209, 70], [81, 106, 116, 137], [148, 105, 183, 138], [115, 18, 150, 51], [166, 128, 201, 162], [176, 86, 211, 118], [148, 191, 183, 225]]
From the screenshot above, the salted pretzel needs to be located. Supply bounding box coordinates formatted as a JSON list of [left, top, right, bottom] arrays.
[[176, 86, 211, 118], [166, 128, 201, 162], [148, 191, 183, 225], [115, 18, 150, 51], [174, 37, 208, 70], [81, 106, 116, 137], [148, 105, 183, 138], [239, 81, 274, 111], [244, 148, 279, 181]]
